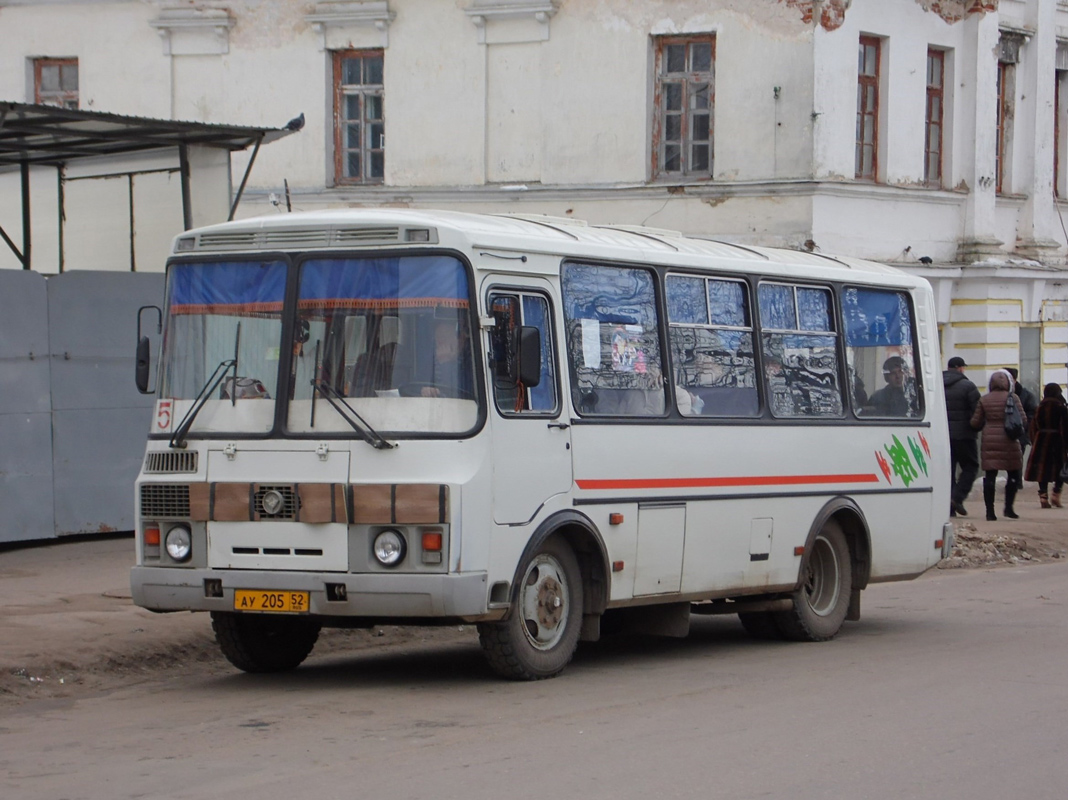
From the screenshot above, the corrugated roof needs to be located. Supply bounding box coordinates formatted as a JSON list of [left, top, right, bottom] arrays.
[[0, 101, 297, 169]]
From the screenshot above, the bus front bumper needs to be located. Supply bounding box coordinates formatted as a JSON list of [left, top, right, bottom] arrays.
[[131, 566, 492, 620]]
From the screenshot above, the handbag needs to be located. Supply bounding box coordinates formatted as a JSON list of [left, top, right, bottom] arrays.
[[1004, 393, 1026, 441]]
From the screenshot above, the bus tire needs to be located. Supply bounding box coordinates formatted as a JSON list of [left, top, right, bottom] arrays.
[[738, 611, 784, 640], [477, 537, 583, 680], [211, 611, 321, 673], [774, 519, 852, 642]]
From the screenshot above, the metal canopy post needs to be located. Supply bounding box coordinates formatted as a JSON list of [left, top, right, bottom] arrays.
[[178, 144, 193, 231], [21, 161, 31, 270], [228, 135, 263, 221]]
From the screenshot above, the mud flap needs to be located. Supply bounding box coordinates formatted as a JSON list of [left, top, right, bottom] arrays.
[[846, 588, 861, 621]]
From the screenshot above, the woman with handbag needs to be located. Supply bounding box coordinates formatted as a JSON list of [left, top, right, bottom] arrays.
[[1024, 383, 1068, 508], [971, 369, 1027, 520]]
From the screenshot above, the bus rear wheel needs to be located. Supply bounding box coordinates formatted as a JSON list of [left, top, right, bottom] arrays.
[[478, 537, 583, 680], [774, 519, 852, 642], [211, 611, 321, 673]]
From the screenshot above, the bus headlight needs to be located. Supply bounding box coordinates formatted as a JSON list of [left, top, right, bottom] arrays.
[[373, 529, 406, 567], [165, 524, 193, 562]]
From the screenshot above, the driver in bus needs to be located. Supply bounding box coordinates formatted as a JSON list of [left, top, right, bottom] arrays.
[[421, 317, 473, 398], [866, 355, 916, 416]]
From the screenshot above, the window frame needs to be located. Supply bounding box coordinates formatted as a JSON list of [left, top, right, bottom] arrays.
[[996, 59, 1014, 195], [665, 273, 759, 418], [332, 49, 385, 186], [757, 281, 845, 420], [561, 261, 667, 419], [925, 48, 945, 188], [33, 57, 78, 109], [841, 285, 924, 420], [486, 289, 561, 418], [856, 36, 881, 182], [652, 35, 716, 180]]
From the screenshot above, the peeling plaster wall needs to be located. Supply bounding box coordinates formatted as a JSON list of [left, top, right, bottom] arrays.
[[3, 0, 1068, 275]]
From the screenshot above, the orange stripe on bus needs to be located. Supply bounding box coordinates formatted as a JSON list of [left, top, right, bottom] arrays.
[[575, 474, 881, 490]]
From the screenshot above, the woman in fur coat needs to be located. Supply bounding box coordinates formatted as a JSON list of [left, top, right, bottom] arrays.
[[1024, 383, 1068, 508], [970, 369, 1026, 520]]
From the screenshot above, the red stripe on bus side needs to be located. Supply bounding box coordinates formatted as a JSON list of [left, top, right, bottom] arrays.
[[575, 474, 881, 490]]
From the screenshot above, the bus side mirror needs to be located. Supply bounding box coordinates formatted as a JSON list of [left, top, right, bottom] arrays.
[[136, 304, 162, 395], [517, 326, 541, 388], [135, 336, 153, 394]]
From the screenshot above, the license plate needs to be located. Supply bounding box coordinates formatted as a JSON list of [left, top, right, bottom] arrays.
[[233, 590, 310, 614]]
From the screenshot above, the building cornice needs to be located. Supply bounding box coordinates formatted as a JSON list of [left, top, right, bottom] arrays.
[[148, 7, 235, 56], [243, 177, 975, 207], [305, 1, 395, 49], [465, 2, 558, 44]]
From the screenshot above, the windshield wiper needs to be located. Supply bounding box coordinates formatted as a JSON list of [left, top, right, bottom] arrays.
[[311, 379, 396, 450], [170, 358, 236, 449]]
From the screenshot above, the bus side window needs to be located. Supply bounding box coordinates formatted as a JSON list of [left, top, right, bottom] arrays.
[[841, 287, 923, 419], [665, 275, 759, 417], [758, 283, 843, 418], [561, 263, 665, 417], [488, 292, 558, 415]]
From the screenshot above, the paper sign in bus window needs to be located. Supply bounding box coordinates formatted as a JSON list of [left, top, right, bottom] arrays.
[[611, 325, 645, 373]]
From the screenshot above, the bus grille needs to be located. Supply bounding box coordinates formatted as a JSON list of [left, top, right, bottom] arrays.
[[144, 451, 198, 474], [140, 484, 190, 518], [255, 485, 298, 519]]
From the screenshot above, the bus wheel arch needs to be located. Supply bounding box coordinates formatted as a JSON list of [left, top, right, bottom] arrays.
[[477, 511, 608, 680], [775, 499, 870, 641]]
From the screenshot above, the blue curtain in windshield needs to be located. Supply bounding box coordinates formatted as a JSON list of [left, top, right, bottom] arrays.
[[299, 256, 469, 307], [168, 261, 286, 312]]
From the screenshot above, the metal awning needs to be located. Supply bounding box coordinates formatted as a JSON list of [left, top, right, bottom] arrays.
[[0, 101, 301, 270], [0, 102, 296, 167]]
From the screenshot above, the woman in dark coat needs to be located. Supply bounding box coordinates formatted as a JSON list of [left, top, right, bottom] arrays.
[[1024, 383, 1068, 508], [971, 369, 1026, 520]]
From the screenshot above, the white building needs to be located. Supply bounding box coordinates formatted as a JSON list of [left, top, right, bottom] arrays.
[[2, 0, 1067, 394]]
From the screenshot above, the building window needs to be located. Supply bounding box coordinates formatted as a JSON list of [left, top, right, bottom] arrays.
[[333, 50, 384, 185], [925, 49, 945, 187], [996, 60, 1012, 194], [856, 36, 880, 181], [996, 34, 1022, 195], [1056, 70, 1064, 198], [34, 58, 78, 108], [653, 36, 715, 178]]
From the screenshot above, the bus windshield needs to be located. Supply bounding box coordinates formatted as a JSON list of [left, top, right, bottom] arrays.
[[287, 254, 478, 435], [159, 260, 286, 435]]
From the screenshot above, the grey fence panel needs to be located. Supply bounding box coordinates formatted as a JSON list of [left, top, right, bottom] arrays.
[[48, 272, 164, 537], [0, 271, 51, 415], [0, 271, 54, 543]]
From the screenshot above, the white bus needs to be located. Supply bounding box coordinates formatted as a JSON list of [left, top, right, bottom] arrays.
[[132, 209, 952, 680]]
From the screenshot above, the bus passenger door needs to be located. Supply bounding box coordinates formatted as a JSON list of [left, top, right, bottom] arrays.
[[487, 287, 573, 525]]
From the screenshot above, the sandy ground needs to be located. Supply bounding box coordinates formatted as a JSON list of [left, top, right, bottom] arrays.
[[2, 482, 1066, 707]]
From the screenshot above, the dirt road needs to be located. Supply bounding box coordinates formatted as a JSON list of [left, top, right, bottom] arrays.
[[2, 484, 1066, 706]]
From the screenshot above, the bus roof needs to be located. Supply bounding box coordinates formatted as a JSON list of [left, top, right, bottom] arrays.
[[174, 208, 922, 287]]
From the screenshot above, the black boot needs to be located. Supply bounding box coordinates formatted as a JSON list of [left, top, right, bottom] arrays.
[[984, 482, 997, 521], [1004, 482, 1019, 520]]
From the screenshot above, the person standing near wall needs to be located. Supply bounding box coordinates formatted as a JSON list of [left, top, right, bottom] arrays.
[[1024, 383, 1068, 508], [970, 369, 1026, 521], [943, 356, 980, 516]]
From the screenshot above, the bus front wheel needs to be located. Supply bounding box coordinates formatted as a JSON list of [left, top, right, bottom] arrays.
[[478, 537, 583, 680], [774, 519, 852, 642], [211, 611, 321, 673]]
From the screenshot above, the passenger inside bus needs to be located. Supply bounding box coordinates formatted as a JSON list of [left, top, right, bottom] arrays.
[[865, 355, 918, 416]]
